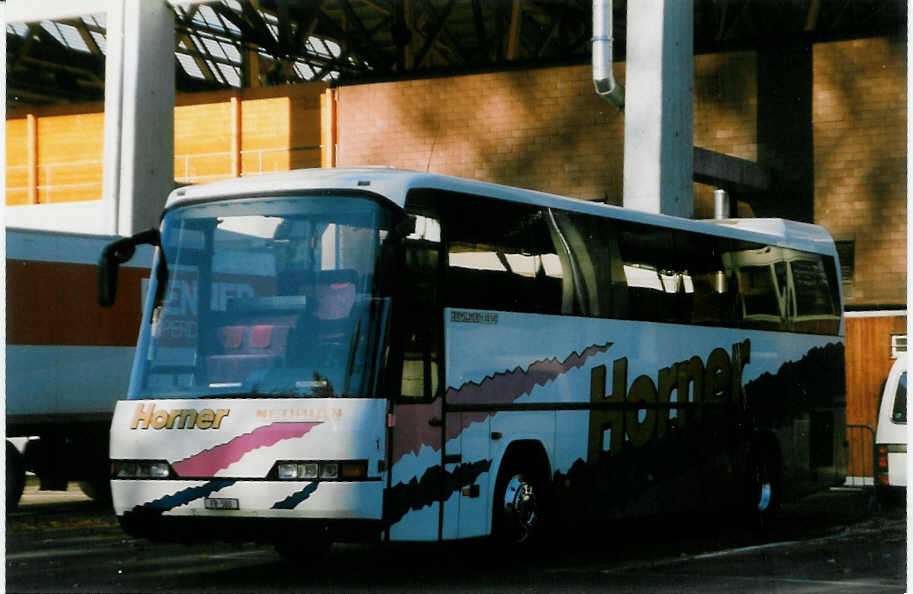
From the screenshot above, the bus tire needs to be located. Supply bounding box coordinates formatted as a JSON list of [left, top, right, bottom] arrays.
[[7, 441, 26, 512], [78, 479, 112, 503], [492, 454, 548, 548], [744, 441, 780, 528]]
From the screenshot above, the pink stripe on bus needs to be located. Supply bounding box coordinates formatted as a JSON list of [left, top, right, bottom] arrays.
[[172, 421, 320, 477]]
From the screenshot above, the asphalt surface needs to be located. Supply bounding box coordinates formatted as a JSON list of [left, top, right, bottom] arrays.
[[5, 478, 907, 593]]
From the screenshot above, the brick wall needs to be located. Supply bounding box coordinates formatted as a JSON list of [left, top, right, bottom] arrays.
[[336, 53, 760, 216], [336, 38, 905, 306], [813, 38, 907, 307], [336, 66, 627, 202]]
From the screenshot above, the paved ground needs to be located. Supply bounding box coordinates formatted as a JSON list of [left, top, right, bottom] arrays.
[[5, 478, 907, 593]]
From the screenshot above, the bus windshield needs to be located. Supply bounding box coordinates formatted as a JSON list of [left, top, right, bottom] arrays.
[[128, 195, 397, 399]]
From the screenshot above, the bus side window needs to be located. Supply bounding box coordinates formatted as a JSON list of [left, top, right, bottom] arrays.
[[547, 210, 626, 318], [616, 223, 693, 324], [788, 253, 841, 335], [445, 196, 564, 316], [685, 234, 735, 327]]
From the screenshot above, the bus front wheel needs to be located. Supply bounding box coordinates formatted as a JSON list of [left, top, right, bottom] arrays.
[[492, 459, 547, 547]]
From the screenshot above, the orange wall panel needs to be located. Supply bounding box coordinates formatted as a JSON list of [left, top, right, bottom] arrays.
[[6, 83, 326, 205], [174, 101, 233, 157], [36, 113, 104, 166], [240, 96, 291, 151], [845, 315, 907, 428], [6, 118, 28, 168], [6, 189, 30, 206]]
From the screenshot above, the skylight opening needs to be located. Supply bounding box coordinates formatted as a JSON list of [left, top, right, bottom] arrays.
[[176, 52, 206, 80], [81, 14, 106, 29], [42, 22, 92, 54], [294, 61, 315, 79], [90, 31, 106, 53], [193, 4, 231, 34], [216, 62, 241, 87], [7, 23, 29, 38], [221, 41, 241, 63], [201, 36, 228, 60]]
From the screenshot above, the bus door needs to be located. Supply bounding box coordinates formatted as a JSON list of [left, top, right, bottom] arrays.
[[386, 209, 445, 541], [387, 398, 443, 541]]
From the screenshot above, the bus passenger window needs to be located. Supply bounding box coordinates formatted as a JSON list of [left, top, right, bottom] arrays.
[[616, 223, 694, 324], [446, 197, 563, 315], [788, 253, 841, 335], [738, 266, 782, 325]]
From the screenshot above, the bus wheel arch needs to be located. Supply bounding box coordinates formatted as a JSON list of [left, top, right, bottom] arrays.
[[490, 439, 552, 547]]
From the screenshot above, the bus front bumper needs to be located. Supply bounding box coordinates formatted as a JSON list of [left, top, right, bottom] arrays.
[[112, 479, 385, 542]]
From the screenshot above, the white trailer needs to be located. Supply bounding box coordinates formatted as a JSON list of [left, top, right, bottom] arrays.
[[6, 228, 152, 509]]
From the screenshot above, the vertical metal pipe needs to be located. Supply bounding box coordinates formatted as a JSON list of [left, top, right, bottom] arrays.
[[26, 113, 38, 204], [714, 188, 730, 219], [592, 0, 624, 110], [231, 95, 242, 177]]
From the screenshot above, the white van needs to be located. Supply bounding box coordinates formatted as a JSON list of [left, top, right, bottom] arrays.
[[875, 353, 907, 499]]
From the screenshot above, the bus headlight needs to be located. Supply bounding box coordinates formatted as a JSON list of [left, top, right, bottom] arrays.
[[272, 460, 366, 481], [299, 462, 319, 479], [278, 462, 319, 480], [112, 460, 172, 479], [319, 462, 339, 480], [277, 463, 299, 480]]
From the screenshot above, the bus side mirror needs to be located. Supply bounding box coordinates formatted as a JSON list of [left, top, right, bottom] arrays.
[[98, 228, 160, 307]]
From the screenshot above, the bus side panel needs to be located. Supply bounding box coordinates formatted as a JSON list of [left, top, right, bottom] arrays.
[[443, 308, 845, 528], [744, 334, 847, 500]]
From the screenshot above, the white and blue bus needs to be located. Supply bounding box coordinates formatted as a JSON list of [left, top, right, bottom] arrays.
[[100, 168, 846, 555]]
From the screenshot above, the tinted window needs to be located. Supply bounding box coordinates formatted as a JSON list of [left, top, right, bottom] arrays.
[[403, 189, 840, 335], [892, 372, 907, 423], [445, 195, 567, 315], [616, 223, 735, 326]]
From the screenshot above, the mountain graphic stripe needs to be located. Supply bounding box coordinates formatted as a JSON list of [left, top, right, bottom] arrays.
[[172, 422, 321, 477], [446, 342, 613, 405], [138, 479, 236, 513], [271, 482, 319, 510]]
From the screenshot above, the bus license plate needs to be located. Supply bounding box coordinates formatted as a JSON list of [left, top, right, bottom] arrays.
[[204, 497, 239, 510]]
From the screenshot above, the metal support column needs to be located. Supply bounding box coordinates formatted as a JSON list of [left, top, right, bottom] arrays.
[[622, 0, 693, 218]]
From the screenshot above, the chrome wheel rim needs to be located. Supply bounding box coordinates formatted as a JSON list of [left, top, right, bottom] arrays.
[[502, 474, 537, 542], [752, 457, 773, 512]]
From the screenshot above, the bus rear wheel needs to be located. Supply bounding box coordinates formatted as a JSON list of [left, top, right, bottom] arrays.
[[744, 443, 780, 527]]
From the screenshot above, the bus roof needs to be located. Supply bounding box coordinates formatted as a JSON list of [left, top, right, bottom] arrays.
[[165, 167, 837, 255]]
